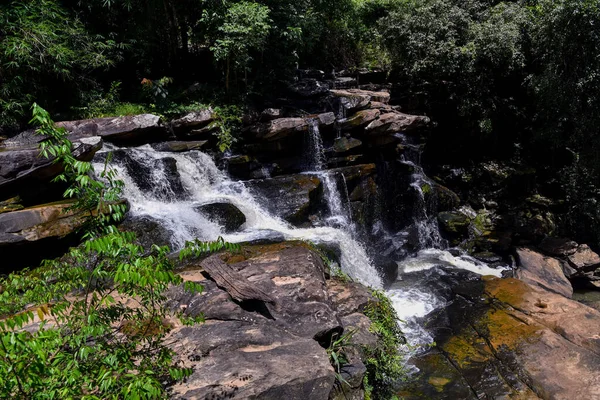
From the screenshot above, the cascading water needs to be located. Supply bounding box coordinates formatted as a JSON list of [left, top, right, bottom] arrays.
[[384, 135, 507, 360], [305, 119, 353, 230], [93, 144, 382, 288]]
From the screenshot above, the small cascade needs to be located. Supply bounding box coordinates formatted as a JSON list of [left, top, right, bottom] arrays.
[[93, 145, 382, 288], [318, 171, 351, 228], [397, 134, 446, 250], [303, 117, 354, 231], [334, 103, 346, 139], [306, 118, 326, 171]]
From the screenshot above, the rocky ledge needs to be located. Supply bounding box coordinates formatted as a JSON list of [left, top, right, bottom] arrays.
[[164, 242, 383, 399], [402, 244, 600, 399]]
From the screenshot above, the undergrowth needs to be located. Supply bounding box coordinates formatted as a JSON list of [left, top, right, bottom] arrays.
[[363, 290, 405, 400]]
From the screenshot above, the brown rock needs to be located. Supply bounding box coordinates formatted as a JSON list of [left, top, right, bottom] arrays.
[[539, 237, 579, 257], [568, 244, 600, 271], [332, 137, 362, 153], [0, 201, 85, 242], [56, 114, 165, 143], [365, 112, 430, 136], [245, 174, 322, 224], [170, 109, 214, 130], [0, 136, 103, 196], [339, 109, 380, 130], [516, 247, 573, 298], [150, 140, 207, 152]]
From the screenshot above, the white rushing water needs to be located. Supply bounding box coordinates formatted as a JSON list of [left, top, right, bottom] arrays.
[[387, 243, 507, 357], [93, 145, 382, 288]]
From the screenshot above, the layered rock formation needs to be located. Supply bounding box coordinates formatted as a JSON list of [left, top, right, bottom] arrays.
[[165, 243, 379, 399]]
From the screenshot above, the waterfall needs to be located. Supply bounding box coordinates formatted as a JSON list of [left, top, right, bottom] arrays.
[[306, 118, 325, 171], [384, 135, 507, 359], [93, 145, 382, 288]]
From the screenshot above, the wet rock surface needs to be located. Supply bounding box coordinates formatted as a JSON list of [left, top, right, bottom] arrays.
[[245, 174, 322, 224], [195, 202, 246, 232], [406, 275, 600, 399], [166, 243, 377, 400]]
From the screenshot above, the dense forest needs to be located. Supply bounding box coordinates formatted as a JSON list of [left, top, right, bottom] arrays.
[[2, 0, 600, 241], [3, 0, 600, 398]]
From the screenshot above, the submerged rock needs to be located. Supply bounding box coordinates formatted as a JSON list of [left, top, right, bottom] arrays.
[[195, 202, 246, 232]]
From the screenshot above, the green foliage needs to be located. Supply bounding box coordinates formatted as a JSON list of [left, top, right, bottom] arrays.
[[363, 290, 405, 400], [74, 82, 149, 119], [327, 329, 356, 386], [379, 0, 529, 131], [31, 104, 126, 237], [209, 1, 271, 90], [179, 236, 241, 260], [0, 0, 119, 128], [0, 230, 202, 399], [212, 105, 243, 152]]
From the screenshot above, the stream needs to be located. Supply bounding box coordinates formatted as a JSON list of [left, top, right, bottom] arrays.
[[93, 125, 507, 375]]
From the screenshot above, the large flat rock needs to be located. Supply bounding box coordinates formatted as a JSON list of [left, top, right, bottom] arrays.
[[412, 276, 600, 399], [166, 243, 379, 399]]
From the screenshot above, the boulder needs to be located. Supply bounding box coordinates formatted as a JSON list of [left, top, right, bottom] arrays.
[[538, 237, 579, 257], [314, 112, 336, 127], [150, 140, 207, 152], [119, 215, 173, 251], [330, 89, 390, 110], [330, 90, 371, 111], [567, 244, 600, 271], [170, 109, 215, 130], [245, 174, 322, 224], [0, 200, 86, 245], [364, 112, 430, 136], [515, 247, 573, 298], [338, 109, 380, 130], [166, 243, 378, 399], [195, 202, 246, 232], [438, 211, 470, 235], [252, 112, 336, 141], [0, 136, 103, 198], [56, 114, 165, 143], [416, 276, 600, 399], [332, 137, 362, 153]]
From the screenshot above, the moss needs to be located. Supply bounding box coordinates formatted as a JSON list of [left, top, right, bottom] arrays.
[[363, 290, 406, 399], [442, 278, 541, 374], [421, 183, 432, 195], [428, 376, 451, 392]]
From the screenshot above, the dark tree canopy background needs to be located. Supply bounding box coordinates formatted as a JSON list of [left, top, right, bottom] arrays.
[[2, 0, 600, 240]]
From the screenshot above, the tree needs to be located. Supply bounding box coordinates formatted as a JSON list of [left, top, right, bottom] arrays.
[[0, 0, 118, 129], [209, 1, 271, 91]]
